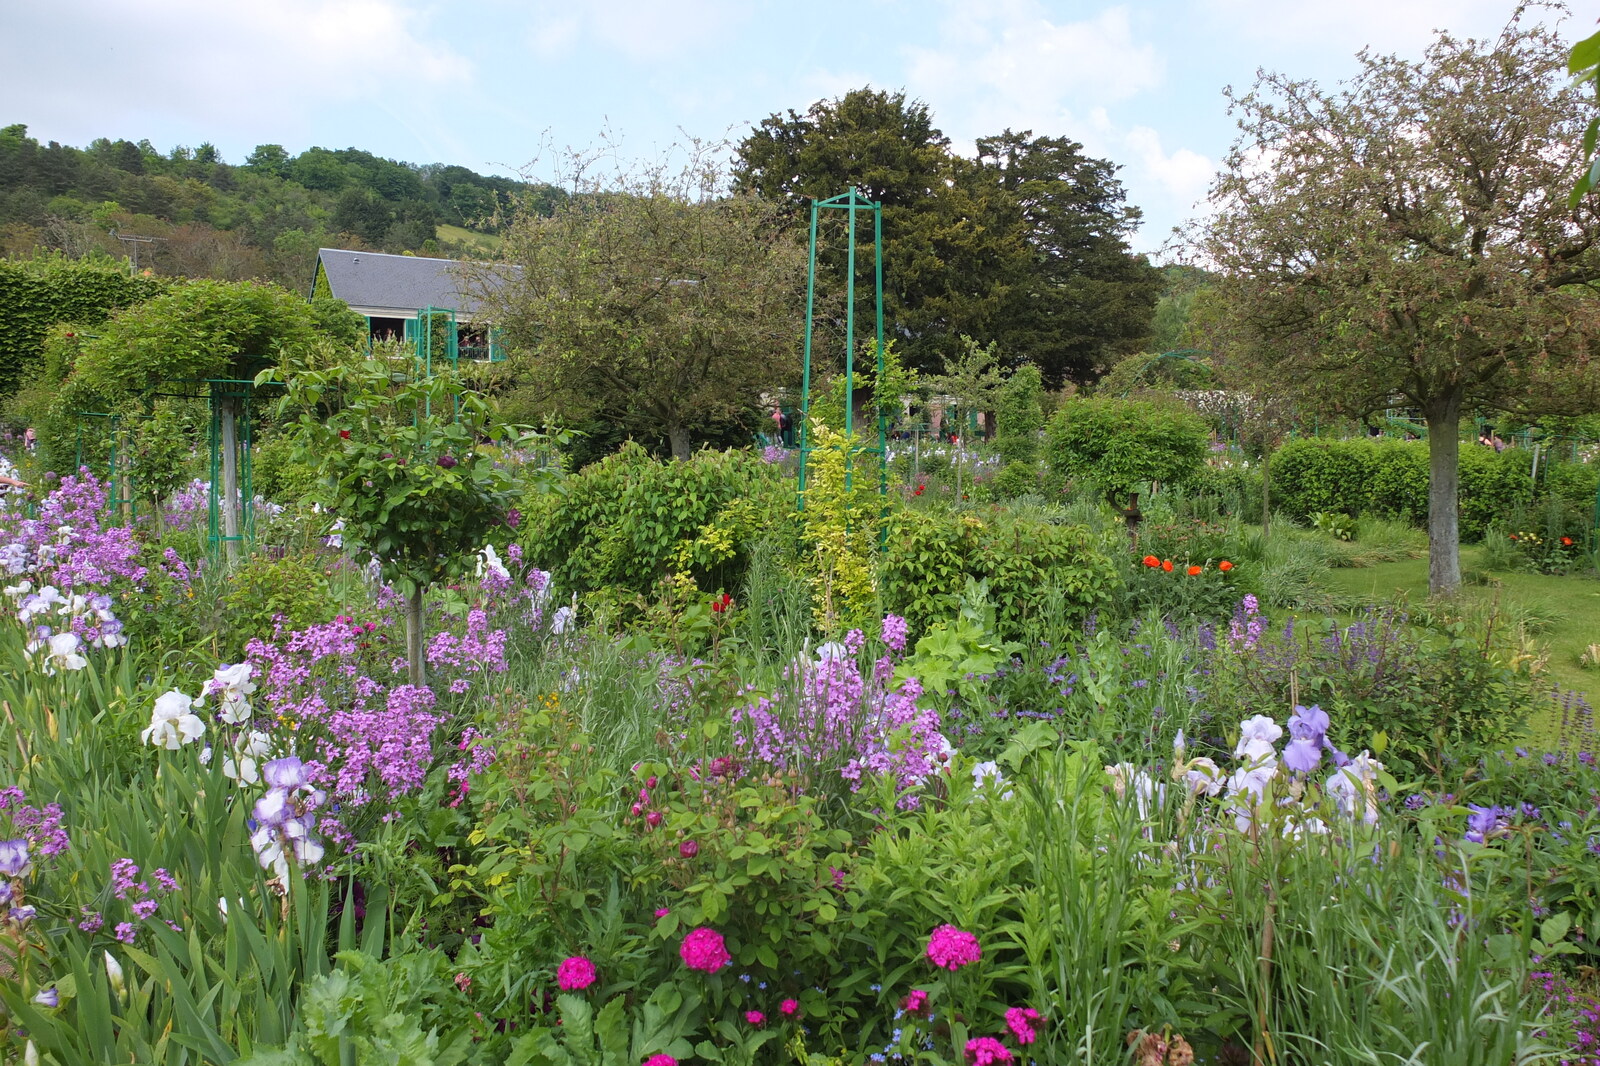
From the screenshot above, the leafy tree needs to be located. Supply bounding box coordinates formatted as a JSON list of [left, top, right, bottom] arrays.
[[262, 353, 544, 684], [1147, 265, 1211, 354], [734, 89, 1027, 373], [927, 336, 1006, 500], [70, 278, 340, 399], [1044, 396, 1209, 512], [975, 131, 1161, 386], [1570, 26, 1600, 205], [482, 159, 806, 461], [1199, 17, 1600, 595]]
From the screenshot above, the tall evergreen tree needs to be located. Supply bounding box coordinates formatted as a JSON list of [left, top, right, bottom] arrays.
[[976, 131, 1161, 386]]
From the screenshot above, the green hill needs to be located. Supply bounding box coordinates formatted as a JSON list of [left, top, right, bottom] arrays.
[[0, 124, 562, 289]]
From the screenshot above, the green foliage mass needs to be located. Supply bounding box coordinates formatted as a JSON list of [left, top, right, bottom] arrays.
[[266, 355, 524, 595], [880, 509, 1119, 642], [519, 443, 789, 606], [219, 551, 339, 659], [797, 423, 884, 634], [1044, 396, 1209, 502], [0, 254, 165, 400], [1270, 437, 1598, 541], [734, 90, 1157, 381], [993, 363, 1043, 463], [75, 278, 333, 397]]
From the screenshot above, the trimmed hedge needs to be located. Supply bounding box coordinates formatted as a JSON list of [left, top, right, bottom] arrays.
[[1269, 437, 1598, 540], [0, 256, 166, 400]]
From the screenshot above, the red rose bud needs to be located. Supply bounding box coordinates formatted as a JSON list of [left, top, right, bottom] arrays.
[[646, 775, 658, 790], [339, 429, 351, 439], [645, 810, 664, 828], [437, 454, 458, 468], [679, 840, 699, 858]]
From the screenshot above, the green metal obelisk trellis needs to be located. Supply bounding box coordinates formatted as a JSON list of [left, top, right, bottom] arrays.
[[796, 187, 888, 513], [207, 379, 256, 561]]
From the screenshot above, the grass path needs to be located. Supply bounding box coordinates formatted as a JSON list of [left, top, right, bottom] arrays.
[[1318, 548, 1600, 744]]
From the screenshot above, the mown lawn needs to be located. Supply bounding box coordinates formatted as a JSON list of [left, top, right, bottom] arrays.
[[1318, 546, 1600, 745]]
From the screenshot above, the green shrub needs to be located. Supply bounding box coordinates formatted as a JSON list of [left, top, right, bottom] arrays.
[[252, 429, 320, 504], [219, 550, 338, 655], [880, 509, 1118, 641], [994, 363, 1044, 463], [0, 254, 165, 399], [1043, 396, 1209, 503], [1269, 438, 1379, 518], [988, 459, 1042, 500], [519, 443, 790, 605]]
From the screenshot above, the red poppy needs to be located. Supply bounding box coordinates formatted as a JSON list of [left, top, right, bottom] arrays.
[[1563, 536, 1574, 547], [1142, 555, 1160, 568], [711, 593, 733, 614], [1219, 560, 1234, 572], [1187, 565, 1203, 576], [913, 484, 926, 496], [1509, 533, 1519, 541], [338, 429, 351, 439], [1161, 560, 1174, 573]]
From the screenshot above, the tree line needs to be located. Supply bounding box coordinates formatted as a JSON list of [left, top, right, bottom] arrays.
[[0, 124, 563, 289]]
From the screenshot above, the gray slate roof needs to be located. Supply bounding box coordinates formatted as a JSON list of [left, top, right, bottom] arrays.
[[315, 248, 513, 318]]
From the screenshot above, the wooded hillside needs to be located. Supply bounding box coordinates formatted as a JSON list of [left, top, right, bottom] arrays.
[[0, 124, 563, 289]]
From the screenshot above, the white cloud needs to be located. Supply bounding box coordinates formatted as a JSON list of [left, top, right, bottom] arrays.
[[1202, 0, 1560, 56], [1, 0, 470, 151], [523, 0, 750, 61], [1123, 126, 1215, 212], [901, 2, 1163, 148]]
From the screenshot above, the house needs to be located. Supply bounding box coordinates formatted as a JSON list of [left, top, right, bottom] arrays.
[[310, 247, 513, 362]]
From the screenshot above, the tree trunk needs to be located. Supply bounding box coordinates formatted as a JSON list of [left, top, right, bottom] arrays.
[[1260, 446, 1271, 539], [667, 422, 691, 462], [1423, 394, 1463, 597], [404, 586, 427, 687]]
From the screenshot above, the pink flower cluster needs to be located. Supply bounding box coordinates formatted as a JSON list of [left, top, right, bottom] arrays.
[[965, 1037, 1012, 1065], [926, 924, 981, 970], [556, 955, 597, 991], [679, 927, 732, 973], [1005, 1006, 1042, 1045]]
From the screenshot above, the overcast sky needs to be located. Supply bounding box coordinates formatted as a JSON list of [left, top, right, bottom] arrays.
[[1, 0, 1583, 255]]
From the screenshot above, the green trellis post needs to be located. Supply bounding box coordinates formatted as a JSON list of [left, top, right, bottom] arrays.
[[797, 188, 887, 521], [207, 379, 255, 561], [74, 412, 136, 521]]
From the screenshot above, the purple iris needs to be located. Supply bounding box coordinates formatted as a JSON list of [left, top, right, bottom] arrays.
[[0, 838, 31, 878], [1283, 704, 1341, 773], [262, 757, 309, 791], [1283, 737, 1323, 773]]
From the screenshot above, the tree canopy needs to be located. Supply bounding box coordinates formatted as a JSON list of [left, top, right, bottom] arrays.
[[482, 162, 807, 461], [733, 89, 1157, 382], [1199, 16, 1600, 595]]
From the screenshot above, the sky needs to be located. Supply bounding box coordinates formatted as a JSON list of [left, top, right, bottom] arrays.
[[1, 0, 1585, 256]]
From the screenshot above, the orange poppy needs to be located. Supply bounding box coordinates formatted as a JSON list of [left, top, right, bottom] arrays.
[[1187, 565, 1203, 576], [1563, 536, 1574, 547], [1219, 560, 1234, 572], [1162, 560, 1174, 572], [1142, 555, 1160, 568]]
